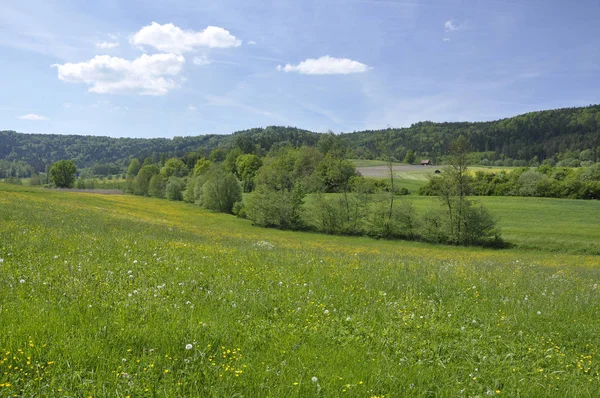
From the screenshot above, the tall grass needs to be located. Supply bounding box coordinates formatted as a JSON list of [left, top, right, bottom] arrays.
[[1, 184, 599, 396]]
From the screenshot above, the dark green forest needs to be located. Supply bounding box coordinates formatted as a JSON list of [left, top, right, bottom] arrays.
[[1, 104, 600, 176]]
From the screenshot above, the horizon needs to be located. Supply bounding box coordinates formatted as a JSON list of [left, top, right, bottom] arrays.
[[1, 0, 599, 138], [5, 102, 599, 140]]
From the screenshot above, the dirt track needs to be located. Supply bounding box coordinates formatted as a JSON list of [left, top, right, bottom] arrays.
[[356, 165, 438, 177]]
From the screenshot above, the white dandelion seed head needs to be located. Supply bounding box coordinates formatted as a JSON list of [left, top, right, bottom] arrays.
[[185, 344, 193, 350], [311, 376, 318, 383], [537, 311, 541, 315]]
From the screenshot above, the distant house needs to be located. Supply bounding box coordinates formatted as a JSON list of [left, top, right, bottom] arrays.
[[420, 159, 431, 166]]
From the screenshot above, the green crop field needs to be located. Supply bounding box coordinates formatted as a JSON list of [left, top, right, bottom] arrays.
[[1, 183, 600, 397]]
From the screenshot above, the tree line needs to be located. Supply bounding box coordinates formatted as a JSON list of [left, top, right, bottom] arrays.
[[120, 135, 502, 247], [2, 104, 600, 173]]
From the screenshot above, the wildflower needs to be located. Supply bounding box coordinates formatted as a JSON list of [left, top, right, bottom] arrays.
[[185, 344, 193, 350], [312, 376, 318, 383], [20, 279, 25, 284], [346, 316, 351, 321], [0, 258, 3, 263], [537, 311, 541, 315], [324, 310, 329, 315]]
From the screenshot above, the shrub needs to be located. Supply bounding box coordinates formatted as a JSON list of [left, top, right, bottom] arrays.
[[166, 177, 185, 201]]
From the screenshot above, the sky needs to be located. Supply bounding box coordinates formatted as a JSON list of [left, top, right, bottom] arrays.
[[1, 0, 599, 138]]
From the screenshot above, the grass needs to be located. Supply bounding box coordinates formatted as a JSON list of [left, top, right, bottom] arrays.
[[1, 183, 600, 396], [405, 196, 600, 254]]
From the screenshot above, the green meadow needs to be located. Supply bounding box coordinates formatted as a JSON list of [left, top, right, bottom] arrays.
[[1, 183, 600, 397]]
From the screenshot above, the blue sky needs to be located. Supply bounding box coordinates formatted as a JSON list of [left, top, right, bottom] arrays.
[[1, 0, 599, 138]]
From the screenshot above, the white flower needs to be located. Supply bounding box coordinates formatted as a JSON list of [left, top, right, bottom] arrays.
[[311, 376, 318, 383], [537, 311, 541, 315], [0, 258, 4, 263], [185, 344, 193, 350], [346, 316, 351, 321], [324, 310, 329, 315], [133, 260, 138, 264], [19, 279, 25, 284]]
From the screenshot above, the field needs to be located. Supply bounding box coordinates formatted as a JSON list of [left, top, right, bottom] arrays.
[[354, 164, 517, 193], [1, 183, 600, 396]]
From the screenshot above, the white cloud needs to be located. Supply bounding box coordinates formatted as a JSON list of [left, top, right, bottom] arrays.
[[17, 113, 48, 121], [96, 41, 119, 49], [130, 22, 241, 54], [444, 19, 465, 32], [193, 55, 212, 66], [53, 53, 185, 96], [443, 38, 451, 42], [188, 105, 197, 111], [248, 40, 257, 45], [278, 56, 371, 75]]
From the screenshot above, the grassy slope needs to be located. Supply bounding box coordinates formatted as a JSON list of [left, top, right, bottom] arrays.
[[1, 184, 600, 397]]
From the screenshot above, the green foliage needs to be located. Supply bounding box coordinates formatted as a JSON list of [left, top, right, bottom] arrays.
[[209, 148, 227, 162], [364, 198, 417, 239], [193, 158, 212, 176], [148, 174, 166, 198], [165, 177, 186, 201], [133, 164, 160, 196], [403, 149, 416, 164], [50, 160, 77, 188], [161, 158, 188, 178], [201, 166, 242, 213], [245, 184, 305, 229], [308, 193, 368, 235], [235, 154, 262, 192], [314, 154, 358, 193], [223, 147, 243, 174]]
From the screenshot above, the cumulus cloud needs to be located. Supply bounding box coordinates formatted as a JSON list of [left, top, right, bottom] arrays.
[[96, 41, 119, 49], [444, 19, 465, 32], [53, 53, 185, 96], [130, 22, 241, 53], [193, 55, 212, 66], [248, 40, 257, 45], [17, 113, 49, 121], [277, 56, 370, 75]]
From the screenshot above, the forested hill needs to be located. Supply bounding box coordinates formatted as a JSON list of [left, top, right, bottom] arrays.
[[343, 104, 600, 163], [2, 104, 600, 172]]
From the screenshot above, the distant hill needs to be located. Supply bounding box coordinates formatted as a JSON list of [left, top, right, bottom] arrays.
[[1, 104, 599, 172]]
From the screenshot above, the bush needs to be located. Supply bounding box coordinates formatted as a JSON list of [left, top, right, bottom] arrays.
[[148, 174, 166, 198], [50, 160, 77, 188], [246, 185, 305, 229], [202, 168, 241, 213], [166, 177, 185, 201], [232, 201, 246, 218], [364, 198, 417, 239]]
